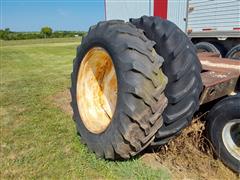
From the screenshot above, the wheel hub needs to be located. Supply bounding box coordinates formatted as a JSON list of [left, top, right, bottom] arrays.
[[222, 119, 240, 161], [77, 47, 117, 134]]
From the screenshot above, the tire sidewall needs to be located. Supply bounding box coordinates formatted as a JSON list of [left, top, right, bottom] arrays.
[[207, 96, 240, 172], [72, 36, 126, 147], [226, 44, 240, 60], [195, 42, 220, 54]]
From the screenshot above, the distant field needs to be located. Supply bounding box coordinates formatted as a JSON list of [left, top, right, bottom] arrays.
[[0, 38, 169, 179], [1, 37, 81, 46]]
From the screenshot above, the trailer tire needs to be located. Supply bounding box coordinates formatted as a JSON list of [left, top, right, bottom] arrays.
[[226, 44, 240, 60], [206, 94, 240, 173], [70, 20, 168, 159], [213, 43, 228, 57], [130, 16, 203, 144], [195, 42, 221, 56]]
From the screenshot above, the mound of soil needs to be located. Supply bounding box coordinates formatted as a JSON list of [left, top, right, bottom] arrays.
[[51, 90, 239, 179], [141, 119, 238, 179]]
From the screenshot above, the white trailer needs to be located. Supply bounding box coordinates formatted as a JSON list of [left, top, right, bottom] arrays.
[[187, 0, 240, 36], [105, 0, 240, 59], [187, 0, 240, 58]]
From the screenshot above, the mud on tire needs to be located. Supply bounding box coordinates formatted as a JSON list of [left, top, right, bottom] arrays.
[[130, 16, 203, 144], [70, 20, 168, 159]]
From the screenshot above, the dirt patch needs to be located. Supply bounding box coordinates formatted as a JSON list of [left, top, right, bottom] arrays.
[[50, 90, 72, 116], [51, 90, 239, 179], [141, 119, 239, 180]]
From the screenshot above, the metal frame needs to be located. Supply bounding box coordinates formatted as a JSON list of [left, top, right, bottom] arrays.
[[198, 52, 240, 105]]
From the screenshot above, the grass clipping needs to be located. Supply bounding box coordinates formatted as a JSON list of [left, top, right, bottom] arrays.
[[145, 117, 238, 179]]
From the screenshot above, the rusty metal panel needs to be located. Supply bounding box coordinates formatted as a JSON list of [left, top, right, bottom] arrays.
[[197, 52, 221, 58], [198, 53, 240, 73], [200, 71, 239, 104]]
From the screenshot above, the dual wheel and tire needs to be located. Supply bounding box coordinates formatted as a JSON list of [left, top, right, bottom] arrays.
[[70, 17, 203, 159], [195, 42, 240, 60], [226, 44, 240, 60], [195, 42, 223, 57]]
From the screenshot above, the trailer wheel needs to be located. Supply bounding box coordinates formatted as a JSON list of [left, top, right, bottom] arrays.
[[70, 20, 168, 159], [130, 16, 203, 144], [195, 42, 221, 56], [226, 44, 240, 60], [206, 94, 240, 173]]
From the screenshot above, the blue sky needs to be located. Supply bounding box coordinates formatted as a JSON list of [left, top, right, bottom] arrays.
[[1, 0, 105, 32]]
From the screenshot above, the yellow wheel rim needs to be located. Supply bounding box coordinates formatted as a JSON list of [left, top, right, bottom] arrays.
[[77, 47, 118, 134]]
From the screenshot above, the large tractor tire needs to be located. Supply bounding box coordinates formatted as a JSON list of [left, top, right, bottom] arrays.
[[206, 94, 240, 173], [130, 16, 203, 145], [70, 20, 168, 159], [226, 44, 240, 60]]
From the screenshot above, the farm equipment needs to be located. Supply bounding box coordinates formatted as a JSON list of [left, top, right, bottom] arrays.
[[70, 16, 240, 173]]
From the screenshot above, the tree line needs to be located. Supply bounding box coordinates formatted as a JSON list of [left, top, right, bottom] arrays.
[[0, 27, 86, 40]]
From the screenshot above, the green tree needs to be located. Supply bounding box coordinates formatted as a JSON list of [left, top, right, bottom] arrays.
[[4, 28, 10, 33], [41, 26, 53, 38], [0, 28, 11, 40]]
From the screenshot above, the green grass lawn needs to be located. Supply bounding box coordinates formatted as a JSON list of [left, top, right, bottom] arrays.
[[1, 37, 82, 47], [0, 38, 169, 179]]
